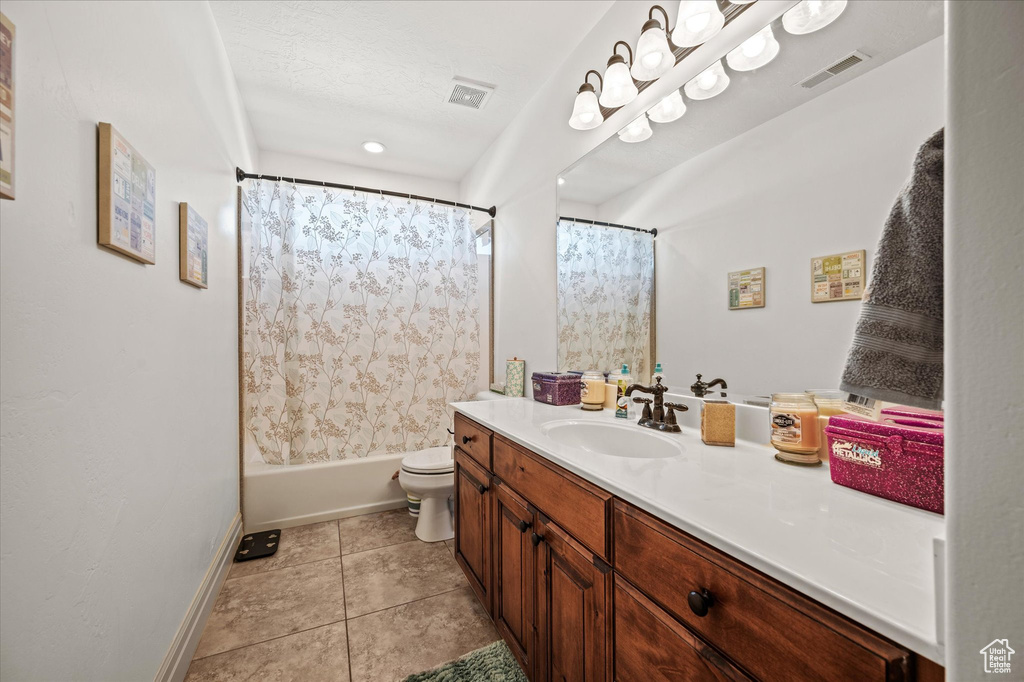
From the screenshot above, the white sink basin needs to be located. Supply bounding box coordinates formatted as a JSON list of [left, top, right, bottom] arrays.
[[539, 420, 685, 459]]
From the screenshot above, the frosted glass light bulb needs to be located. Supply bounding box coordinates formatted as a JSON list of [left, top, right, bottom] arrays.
[[632, 20, 675, 81], [618, 114, 652, 143], [673, 1, 725, 47], [600, 57, 638, 107], [568, 86, 603, 130], [647, 89, 686, 124], [642, 52, 663, 69], [782, 0, 847, 35], [726, 25, 780, 71], [684, 60, 730, 100]]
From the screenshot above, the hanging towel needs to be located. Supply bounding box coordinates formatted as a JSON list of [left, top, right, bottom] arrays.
[[840, 129, 944, 410]]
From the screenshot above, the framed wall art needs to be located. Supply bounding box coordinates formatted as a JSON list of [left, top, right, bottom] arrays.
[[179, 202, 208, 288], [728, 267, 765, 310], [811, 250, 866, 303], [98, 122, 156, 264], [0, 12, 14, 200]]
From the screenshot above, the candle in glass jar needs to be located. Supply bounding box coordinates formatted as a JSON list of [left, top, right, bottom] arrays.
[[580, 371, 605, 411], [770, 393, 820, 457], [806, 390, 847, 462]]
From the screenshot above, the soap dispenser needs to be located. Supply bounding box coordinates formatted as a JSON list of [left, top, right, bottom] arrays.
[[616, 364, 631, 419]]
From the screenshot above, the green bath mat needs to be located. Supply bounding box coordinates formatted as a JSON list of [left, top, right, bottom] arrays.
[[403, 641, 527, 682]]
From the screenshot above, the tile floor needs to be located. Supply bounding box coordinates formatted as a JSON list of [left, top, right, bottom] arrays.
[[186, 510, 498, 682]]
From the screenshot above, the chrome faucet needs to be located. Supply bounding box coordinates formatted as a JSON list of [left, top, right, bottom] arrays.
[[625, 376, 687, 433], [690, 373, 728, 398]]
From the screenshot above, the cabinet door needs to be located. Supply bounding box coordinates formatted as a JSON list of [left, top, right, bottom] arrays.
[[454, 447, 492, 615], [494, 482, 536, 678], [534, 515, 611, 682]]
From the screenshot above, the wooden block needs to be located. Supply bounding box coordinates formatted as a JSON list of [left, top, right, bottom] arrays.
[[701, 401, 735, 447]]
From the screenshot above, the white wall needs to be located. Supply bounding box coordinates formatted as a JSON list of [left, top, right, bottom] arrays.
[[259, 150, 458, 201], [460, 1, 795, 393], [945, 1, 1024, 678], [596, 37, 944, 397], [0, 2, 257, 680]]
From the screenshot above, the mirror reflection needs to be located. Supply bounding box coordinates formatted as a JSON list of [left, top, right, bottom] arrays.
[[556, 0, 943, 401]]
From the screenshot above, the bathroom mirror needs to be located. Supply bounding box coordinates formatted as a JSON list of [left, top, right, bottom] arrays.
[[556, 0, 943, 399]]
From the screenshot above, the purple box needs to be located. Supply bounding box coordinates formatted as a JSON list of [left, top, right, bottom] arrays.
[[826, 413, 944, 515], [531, 372, 581, 406]]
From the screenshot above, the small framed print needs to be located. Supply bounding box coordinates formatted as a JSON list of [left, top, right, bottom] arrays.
[[728, 267, 765, 310], [179, 203, 208, 288], [0, 12, 15, 200], [98, 123, 156, 263], [811, 250, 866, 303]]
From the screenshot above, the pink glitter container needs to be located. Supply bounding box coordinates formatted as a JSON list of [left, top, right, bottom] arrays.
[[826, 413, 945, 515], [531, 372, 581, 406]]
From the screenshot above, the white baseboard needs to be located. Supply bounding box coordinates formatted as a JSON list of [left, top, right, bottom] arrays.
[[244, 498, 407, 533], [155, 513, 242, 682]]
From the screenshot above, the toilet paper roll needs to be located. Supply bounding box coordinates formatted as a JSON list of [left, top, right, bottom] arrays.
[[506, 358, 525, 397]]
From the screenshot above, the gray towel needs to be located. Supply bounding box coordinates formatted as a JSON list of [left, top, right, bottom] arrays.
[[840, 129, 944, 410]]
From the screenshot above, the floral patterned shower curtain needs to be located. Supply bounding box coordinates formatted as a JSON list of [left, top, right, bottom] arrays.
[[556, 220, 654, 379], [242, 180, 481, 465]]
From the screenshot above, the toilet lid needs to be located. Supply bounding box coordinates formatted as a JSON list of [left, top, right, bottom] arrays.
[[401, 448, 454, 474]]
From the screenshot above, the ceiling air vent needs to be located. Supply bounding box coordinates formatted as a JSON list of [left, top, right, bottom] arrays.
[[446, 77, 495, 110], [797, 51, 871, 89]]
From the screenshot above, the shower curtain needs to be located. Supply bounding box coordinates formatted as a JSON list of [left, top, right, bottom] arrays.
[[556, 219, 654, 379], [242, 180, 481, 465]]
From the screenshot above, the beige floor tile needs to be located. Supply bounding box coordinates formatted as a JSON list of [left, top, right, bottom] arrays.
[[443, 539, 454, 557], [195, 558, 346, 659], [186, 621, 350, 682], [347, 586, 498, 682], [338, 509, 417, 555], [342, 539, 465, 618], [230, 521, 340, 579]]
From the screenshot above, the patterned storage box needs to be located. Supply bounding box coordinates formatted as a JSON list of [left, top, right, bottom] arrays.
[[826, 413, 944, 514], [531, 372, 581, 406]]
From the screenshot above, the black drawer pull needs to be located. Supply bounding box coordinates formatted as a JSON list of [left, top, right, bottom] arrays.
[[462, 435, 473, 445], [517, 519, 532, 533], [531, 532, 544, 547], [688, 588, 714, 617]]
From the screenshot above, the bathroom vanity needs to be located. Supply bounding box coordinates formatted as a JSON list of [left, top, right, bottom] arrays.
[[451, 401, 945, 681]]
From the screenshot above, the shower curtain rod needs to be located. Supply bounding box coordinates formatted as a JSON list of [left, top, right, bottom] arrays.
[[559, 215, 657, 237], [235, 167, 497, 218]]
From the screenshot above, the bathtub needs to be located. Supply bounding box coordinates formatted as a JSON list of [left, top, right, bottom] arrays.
[[243, 392, 512, 532]]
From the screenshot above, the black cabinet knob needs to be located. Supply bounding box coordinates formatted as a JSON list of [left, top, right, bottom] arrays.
[[517, 519, 532, 533], [531, 532, 544, 547], [462, 435, 472, 445], [474, 482, 487, 494], [687, 589, 714, 617]]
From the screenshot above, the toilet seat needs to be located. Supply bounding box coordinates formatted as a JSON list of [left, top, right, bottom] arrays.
[[401, 448, 454, 475]]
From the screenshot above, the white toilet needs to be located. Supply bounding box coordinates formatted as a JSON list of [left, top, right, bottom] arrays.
[[398, 446, 456, 542], [399, 392, 513, 543]]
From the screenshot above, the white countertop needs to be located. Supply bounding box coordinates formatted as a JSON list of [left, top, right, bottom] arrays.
[[453, 397, 945, 663]]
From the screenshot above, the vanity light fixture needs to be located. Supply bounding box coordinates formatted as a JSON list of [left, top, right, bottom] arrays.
[[647, 89, 687, 124], [568, 70, 605, 130], [683, 59, 730, 100], [618, 113, 653, 143], [672, 1, 726, 48], [726, 24, 780, 72], [631, 5, 676, 82], [782, 0, 848, 35], [362, 141, 386, 154], [599, 41, 639, 108]]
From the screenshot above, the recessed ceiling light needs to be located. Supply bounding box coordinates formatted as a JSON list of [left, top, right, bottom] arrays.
[[362, 141, 386, 154]]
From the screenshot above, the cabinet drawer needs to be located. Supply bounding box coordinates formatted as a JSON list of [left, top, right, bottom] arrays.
[[455, 413, 492, 470], [613, 501, 911, 682], [615, 576, 750, 682], [493, 435, 611, 559]]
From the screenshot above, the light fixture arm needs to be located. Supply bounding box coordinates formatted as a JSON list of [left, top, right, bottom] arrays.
[[649, 4, 673, 34], [612, 40, 634, 66], [583, 69, 603, 92]]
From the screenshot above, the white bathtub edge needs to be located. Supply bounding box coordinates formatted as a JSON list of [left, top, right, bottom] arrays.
[[245, 498, 408, 533]]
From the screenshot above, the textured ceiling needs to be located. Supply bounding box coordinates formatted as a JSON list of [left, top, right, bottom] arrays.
[[210, 0, 614, 180], [560, 0, 943, 207]]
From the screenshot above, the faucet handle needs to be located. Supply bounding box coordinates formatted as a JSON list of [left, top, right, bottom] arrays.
[[665, 402, 688, 413]]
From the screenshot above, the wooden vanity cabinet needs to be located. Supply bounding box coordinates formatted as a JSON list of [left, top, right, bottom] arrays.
[[493, 481, 536, 677], [533, 513, 612, 682], [454, 446, 492, 615]]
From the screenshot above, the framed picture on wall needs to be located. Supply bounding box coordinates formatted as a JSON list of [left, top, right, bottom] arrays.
[[728, 267, 765, 310], [98, 123, 156, 264], [811, 250, 866, 302], [0, 12, 14, 200], [179, 203, 208, 288]]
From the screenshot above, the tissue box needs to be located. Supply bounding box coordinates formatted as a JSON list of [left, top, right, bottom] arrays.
[[531, 372, 581, 406], [826, 413, 944, 514]]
